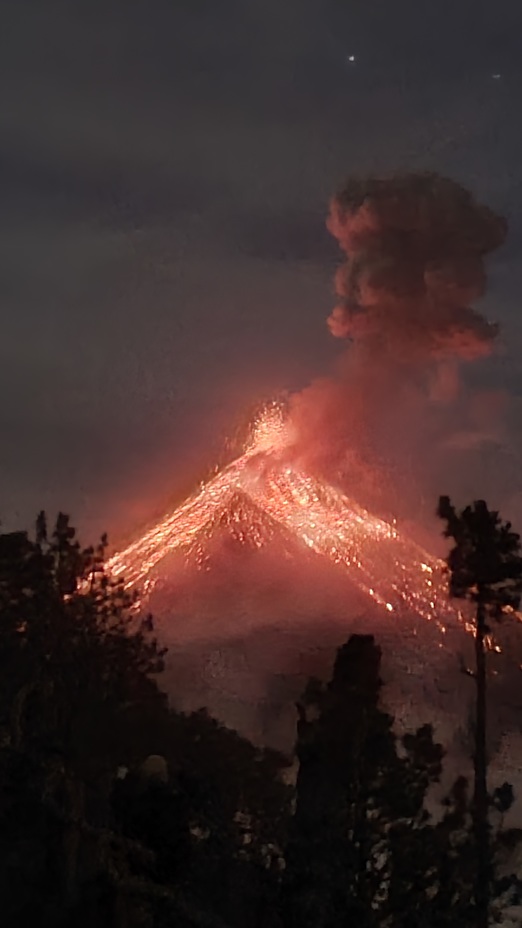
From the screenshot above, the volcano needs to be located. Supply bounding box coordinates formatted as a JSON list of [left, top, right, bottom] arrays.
[[108, 405, 456, 630], [106, 406, 522, 788]]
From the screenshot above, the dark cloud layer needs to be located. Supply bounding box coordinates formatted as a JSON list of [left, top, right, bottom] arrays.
[[1, 0, 522, 541]]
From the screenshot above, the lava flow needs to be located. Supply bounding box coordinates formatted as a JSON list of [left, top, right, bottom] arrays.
[[106, 403, 467, 636]]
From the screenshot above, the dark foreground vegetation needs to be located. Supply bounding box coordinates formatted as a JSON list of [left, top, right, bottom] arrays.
[[0, 501, 522, 927]]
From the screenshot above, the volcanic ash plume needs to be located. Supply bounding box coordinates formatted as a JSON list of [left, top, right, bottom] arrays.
[[289, 174, 508, 511], [327, 172, 506, 361]]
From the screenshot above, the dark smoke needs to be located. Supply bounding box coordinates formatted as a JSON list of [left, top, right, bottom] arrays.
[[327, 172, 506, 362], [288, 173, 509, 526]]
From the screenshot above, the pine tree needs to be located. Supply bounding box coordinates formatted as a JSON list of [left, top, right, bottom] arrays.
[[437, 496, 522, 928], [162, 708, 291, 928], [281, 634, 443, 928], [0, 514, 169, 923], [0, 513, 295, 926]]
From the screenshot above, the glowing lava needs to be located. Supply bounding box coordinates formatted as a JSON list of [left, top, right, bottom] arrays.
[[106, 403, 463, 635]]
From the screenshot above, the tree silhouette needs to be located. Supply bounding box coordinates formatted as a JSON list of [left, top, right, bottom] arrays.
[[4, 505, 522, 926], [0, 513, 291, 926], [161, 708, 291, 928], [437, 496, 522, 928], [0, 514, 170, 923], [282, 635, 444, 928]]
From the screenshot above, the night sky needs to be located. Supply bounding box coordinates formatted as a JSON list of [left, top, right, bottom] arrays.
[[2, 0, 522, 545]]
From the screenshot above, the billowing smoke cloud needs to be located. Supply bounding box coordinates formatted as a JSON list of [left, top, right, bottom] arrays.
[[288, 173, 509, 526], [326, 172, 506, 362]]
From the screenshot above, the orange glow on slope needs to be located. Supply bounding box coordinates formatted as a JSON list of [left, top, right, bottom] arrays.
[[106, 402, 465, 635], [106, 404, 291, 592]]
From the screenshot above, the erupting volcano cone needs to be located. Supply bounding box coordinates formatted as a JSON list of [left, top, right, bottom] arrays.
[[106, 406, 522, 773], [108, 405, 454, 628]]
